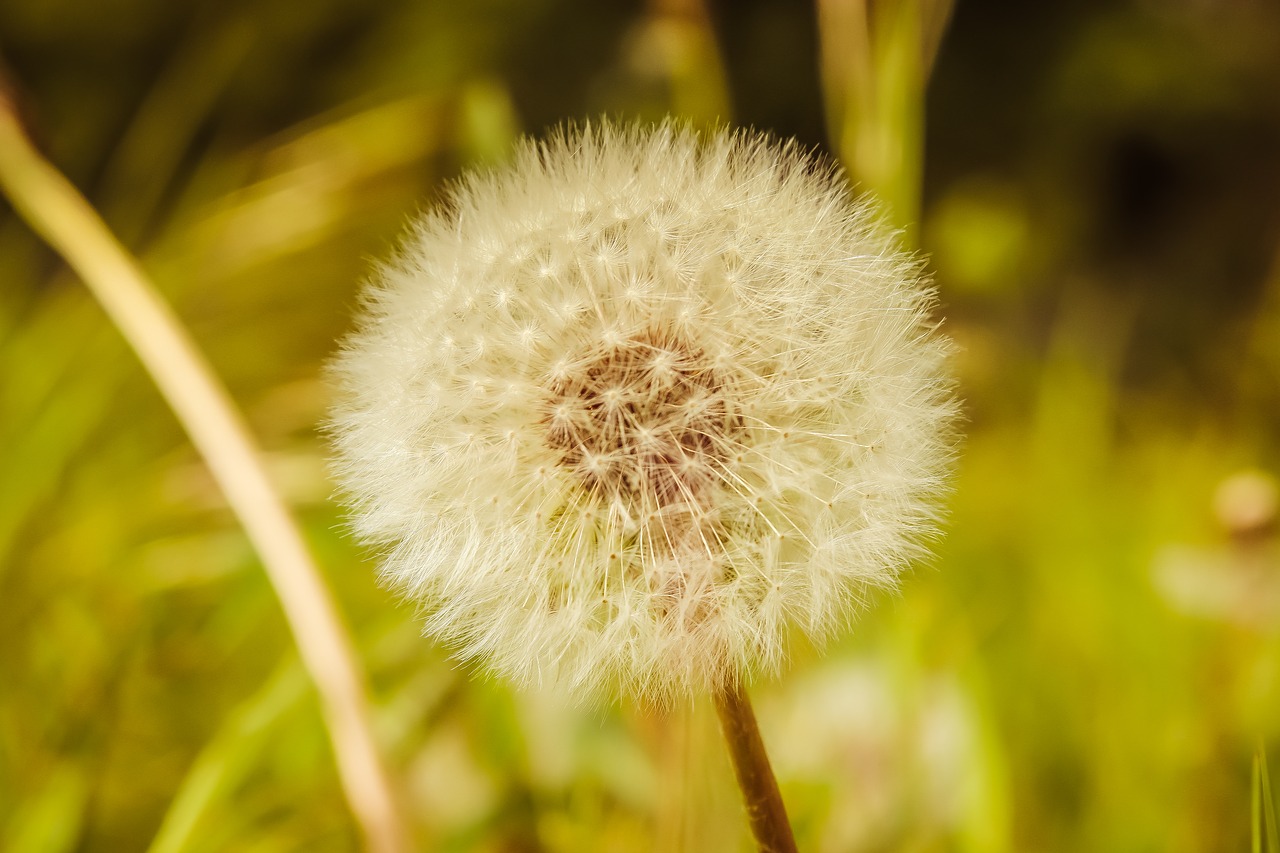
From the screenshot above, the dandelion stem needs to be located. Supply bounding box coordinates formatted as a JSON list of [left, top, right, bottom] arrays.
[[713, 682, 797, 853], [0, 87, 410, 852]]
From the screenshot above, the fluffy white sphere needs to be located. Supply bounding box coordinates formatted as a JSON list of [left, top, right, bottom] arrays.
[[330, 122, 956, 703]]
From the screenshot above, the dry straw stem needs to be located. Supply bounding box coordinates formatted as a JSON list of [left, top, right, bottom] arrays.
[[0, 94, 409, 853]]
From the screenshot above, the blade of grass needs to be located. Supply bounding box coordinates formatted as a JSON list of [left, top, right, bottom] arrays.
[[148, 662, 307, 853], [0, 763, 89, 853], [647, 0, 733, 124], [0, 88, 409, 853], [816, 0, 954, 231], [1255, 750, 1263, 853], [96, 17, 254, 245], [1256, 743, 1280, 853]]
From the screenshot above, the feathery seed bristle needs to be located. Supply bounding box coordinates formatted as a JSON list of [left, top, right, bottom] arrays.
[[329, 121, 958, 703]]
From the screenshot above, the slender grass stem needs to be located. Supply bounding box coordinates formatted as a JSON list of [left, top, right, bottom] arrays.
[[816, 0, 955, 230], [713, 682, 797, 853], [0, 89, 410, 853]]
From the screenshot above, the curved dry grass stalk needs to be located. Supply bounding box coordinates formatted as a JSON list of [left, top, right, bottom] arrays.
[[0, 92, 409, 853]]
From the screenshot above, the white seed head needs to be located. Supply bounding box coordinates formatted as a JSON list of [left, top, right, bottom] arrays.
[[329, 122, 958, 704]]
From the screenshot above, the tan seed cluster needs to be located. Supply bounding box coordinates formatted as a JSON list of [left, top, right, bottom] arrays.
[[543, 328, 740, 521]]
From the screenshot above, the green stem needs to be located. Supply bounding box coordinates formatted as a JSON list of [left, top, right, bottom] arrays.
[[713, 682, 798, 853]]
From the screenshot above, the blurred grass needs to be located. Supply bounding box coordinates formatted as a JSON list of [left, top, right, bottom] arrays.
[[1255, 745, 1279, 853], [2, 1, 1280, 851]]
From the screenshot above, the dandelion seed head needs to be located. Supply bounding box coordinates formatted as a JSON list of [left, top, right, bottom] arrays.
[[330, 121, 957, 703]]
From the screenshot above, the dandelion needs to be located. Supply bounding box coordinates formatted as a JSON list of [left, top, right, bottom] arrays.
[[330, 121, 955, 707], [332, 121, 956, 849]]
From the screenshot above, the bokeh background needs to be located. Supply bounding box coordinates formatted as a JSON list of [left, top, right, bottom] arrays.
[[3, 0, 1280, 850]]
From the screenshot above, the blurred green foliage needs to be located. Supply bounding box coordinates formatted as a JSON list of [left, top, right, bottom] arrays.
[[2, 0, 1280, 850]]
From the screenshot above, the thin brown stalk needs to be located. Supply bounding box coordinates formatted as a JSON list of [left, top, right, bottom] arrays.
[[0, 89, 409, 852], [713, 682, 798, 853]]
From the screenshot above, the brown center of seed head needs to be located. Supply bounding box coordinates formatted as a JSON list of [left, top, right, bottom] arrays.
[[544, 327, 741, 514]]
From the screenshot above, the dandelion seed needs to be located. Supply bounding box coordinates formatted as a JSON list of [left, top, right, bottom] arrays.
[[330, 121, 957, 704]]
